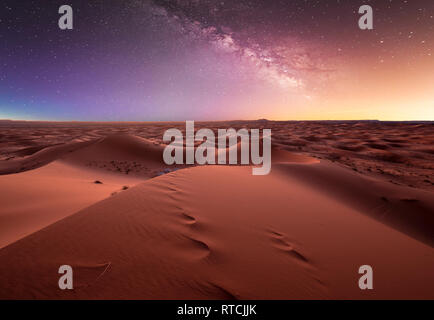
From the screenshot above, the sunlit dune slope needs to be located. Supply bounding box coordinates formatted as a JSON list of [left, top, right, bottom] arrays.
[[0, 163, 432, 299]]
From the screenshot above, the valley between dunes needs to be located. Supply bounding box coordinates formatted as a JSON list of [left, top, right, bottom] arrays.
[[0, 132, 433, 299]]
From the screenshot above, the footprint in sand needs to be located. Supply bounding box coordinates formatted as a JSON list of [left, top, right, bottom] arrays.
[[180, 212, 197, 225], [173, 204, 201, 229], [70, 262, 112, 289], [267, 230, 309, 263], [175, 235, 211, 260], [175, 212, 211, 259], [198, 282, 239, 300]]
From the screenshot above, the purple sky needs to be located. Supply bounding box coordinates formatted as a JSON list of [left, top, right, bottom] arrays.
[[1, 0, 433, 121]]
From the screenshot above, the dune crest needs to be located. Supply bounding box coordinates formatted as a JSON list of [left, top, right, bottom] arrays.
[[0, 165, 432, 299], [0, 134, 177, 249], [0, 124, 433, 299]]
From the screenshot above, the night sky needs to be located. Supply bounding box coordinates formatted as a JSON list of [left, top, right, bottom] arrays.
[[0, 0, 433, 121]]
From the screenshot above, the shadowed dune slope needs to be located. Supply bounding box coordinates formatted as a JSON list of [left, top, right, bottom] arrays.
[[62, 134, 166, 166], [275, 162, 434, 246], [0, 134, 171, 176], [0, 165, 432, 299], [0, 140, 95, 175]]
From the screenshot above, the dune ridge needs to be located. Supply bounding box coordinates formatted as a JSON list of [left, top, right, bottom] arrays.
[[0, 127, 433, 299], [0, 164, 433, 299], [0, 134, 178, 249]]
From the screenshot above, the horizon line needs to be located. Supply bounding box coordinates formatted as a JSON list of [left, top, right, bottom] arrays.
[[0, 119, 433, 123]]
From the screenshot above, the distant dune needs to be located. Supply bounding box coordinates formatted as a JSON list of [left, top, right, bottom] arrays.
[[0, 121, 433, 299], [0, 134, 181, 249]]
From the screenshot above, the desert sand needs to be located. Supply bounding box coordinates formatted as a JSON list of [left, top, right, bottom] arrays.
[[0, 120, 433, 299]]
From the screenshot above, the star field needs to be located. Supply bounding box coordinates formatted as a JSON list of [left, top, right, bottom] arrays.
[[0, 0, 433, 120]]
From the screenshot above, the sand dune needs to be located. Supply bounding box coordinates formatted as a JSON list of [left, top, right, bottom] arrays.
[[2, 120, 432, 189], [0, 140, 95, 175], [0, 123, 433, 299], [0, 163, 433, 299], [62, 134, 169, 175], [274, 162, 434, 246], [0, 161, 142, 249], [0, 134, 176, 249]]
